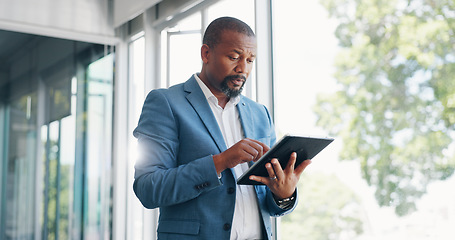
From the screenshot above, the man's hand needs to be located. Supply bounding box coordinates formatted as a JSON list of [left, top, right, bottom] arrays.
[[249, 152, 311, 199], [213, 138, 270, 175]]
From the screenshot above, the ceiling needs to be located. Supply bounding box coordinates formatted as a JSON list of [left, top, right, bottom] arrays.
[[0, 30, 40, 69]]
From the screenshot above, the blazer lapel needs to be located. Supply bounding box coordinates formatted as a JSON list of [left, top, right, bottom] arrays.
[[237, 96, 254, 139], [184, 76, 227, 153], [238, 99, 266, 192]]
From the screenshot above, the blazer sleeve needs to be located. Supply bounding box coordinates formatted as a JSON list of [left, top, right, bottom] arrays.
[[132, 89, 221, 209]]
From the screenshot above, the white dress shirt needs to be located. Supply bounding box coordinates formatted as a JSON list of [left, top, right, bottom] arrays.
[[195, 74, 263, 240]]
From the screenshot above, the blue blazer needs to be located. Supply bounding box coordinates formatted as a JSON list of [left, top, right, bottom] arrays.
[[133, 76, 297, 240]]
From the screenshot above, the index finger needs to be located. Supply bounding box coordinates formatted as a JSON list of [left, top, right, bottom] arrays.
[[247, 139, 270, 160], [248, 139, 270, 152]]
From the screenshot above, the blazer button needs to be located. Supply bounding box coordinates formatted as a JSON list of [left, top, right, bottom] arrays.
[[227, 187, 235, 194], [223, 223, 231, 231]]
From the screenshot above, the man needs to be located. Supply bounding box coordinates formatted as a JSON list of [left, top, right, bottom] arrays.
[[133, 16, 311, 239]]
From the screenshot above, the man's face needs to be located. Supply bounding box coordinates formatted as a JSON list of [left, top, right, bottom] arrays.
[[202, 30, 257, 98]]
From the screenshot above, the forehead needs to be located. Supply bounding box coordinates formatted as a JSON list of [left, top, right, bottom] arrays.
[[215, 30, 257, 54]]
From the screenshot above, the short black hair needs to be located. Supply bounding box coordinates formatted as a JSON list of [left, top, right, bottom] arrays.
[[203, 17, 255, 48]]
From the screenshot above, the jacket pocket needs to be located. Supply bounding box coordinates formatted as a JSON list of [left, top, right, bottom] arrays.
[[157, 219, 200, 235]]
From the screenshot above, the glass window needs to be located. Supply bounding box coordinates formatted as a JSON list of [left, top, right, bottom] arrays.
[[84, 53, 114, 239], [273, 0, 455, 239], [160, 0, 257, 100], [167, 30, 201, 86], [206, 0, 255, 28], [2, 92, 38, 239], [0, 30, 114, 240], [161, 12, 202, 87]]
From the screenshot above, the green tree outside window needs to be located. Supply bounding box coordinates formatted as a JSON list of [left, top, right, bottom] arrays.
[[314, 0, 455, 216]]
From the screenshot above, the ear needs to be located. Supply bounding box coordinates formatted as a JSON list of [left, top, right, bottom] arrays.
[[201, 44, 210, 64]]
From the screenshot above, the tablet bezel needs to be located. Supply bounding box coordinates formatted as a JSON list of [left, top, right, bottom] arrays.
[[236, 135, 334, 185]]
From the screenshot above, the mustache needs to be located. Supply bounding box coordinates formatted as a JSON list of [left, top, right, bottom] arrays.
[[224, 75, 246, 82]]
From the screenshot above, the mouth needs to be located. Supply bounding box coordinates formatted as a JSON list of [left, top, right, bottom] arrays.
[[226, 75, 246, 87], [230, 78, 245, 87], [221, 75, 245, 98]]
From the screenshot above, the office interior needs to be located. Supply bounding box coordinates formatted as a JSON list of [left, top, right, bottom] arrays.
[[0, 0, 275, 239], [2, 0, 454, 239]]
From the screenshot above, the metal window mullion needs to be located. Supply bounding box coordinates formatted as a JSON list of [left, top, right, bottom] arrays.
[[43, 123, 51, 240], [34, 76, 46, 240], [255, 0, 278, 238], [166, 32, 171, 87], [254, 0, 275, 117], [0, 105, 10, 240], [112, 24, 130, 240], [55, 120, 62, 240]]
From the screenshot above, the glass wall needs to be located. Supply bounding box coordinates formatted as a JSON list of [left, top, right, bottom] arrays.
[[273, 0, 455, 239], [161, 12, 202, 87], [2, 91, 38, 239], [83, 54, 114, 239], [0, 30, 114, 240]]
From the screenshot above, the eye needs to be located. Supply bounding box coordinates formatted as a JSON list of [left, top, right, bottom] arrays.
[[229, 56, 239, 60], [247, 57, 255, 63]]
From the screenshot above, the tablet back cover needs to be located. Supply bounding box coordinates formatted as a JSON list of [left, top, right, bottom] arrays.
[[237, 135, 334, 185]]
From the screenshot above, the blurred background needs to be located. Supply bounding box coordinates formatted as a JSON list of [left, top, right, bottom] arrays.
[[1, 0, 454, 239]]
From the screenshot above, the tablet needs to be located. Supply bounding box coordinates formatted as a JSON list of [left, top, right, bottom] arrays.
[[236, 135, 334, 185]]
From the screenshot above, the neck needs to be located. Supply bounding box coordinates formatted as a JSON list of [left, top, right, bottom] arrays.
[[197, 72, 230, 108], [216, 95, 229, 109]]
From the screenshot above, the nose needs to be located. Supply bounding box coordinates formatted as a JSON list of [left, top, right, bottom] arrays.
[[235, 58, 249, 73]]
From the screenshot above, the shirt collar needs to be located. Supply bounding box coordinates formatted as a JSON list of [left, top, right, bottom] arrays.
[[194, 73, 240, 106]]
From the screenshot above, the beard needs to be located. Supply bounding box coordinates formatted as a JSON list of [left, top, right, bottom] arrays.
[[220, 75, 246, 98]]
